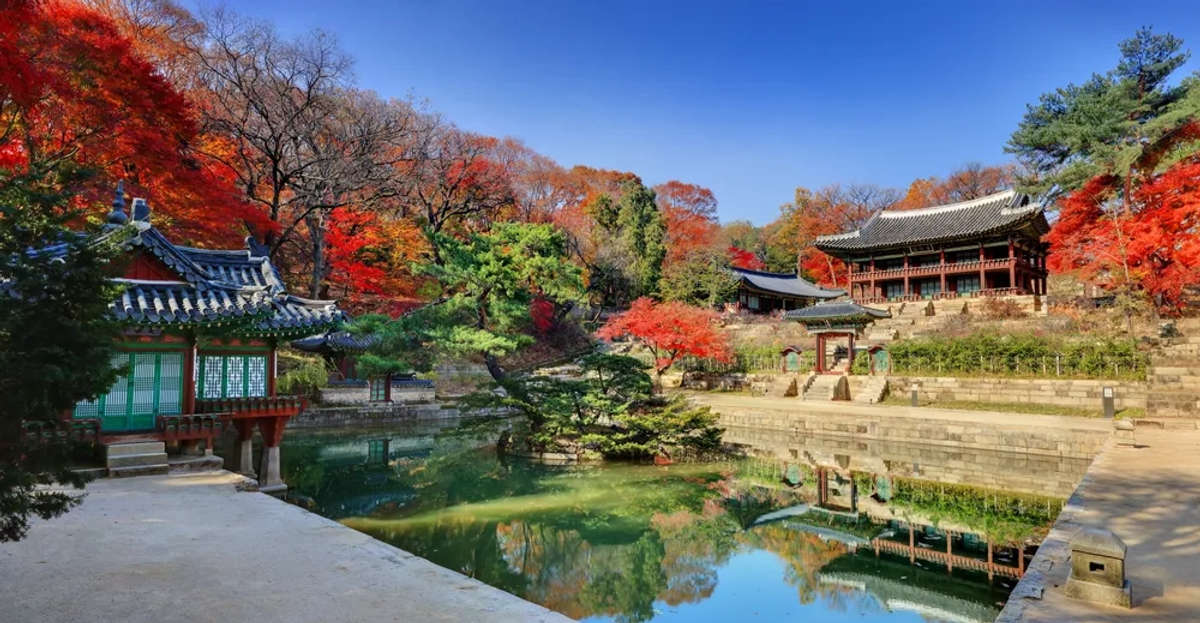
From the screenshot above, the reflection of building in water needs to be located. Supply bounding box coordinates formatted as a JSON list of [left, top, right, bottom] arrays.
[[724, 425, 1090, 498], [818, 552, 1004, 623], [730, 426, 1072, 582]]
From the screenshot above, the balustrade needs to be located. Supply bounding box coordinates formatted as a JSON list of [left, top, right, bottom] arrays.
[[195, 395, 306, 418], [157, 413, 222, 441]]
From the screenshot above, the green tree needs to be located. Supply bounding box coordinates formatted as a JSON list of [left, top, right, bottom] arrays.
[[1007, 27, 1200, 203], [353, 222, 584, 384], [0, 182, 124, 541], [659, 248, 739, 308], [616, 181, 667, 297]]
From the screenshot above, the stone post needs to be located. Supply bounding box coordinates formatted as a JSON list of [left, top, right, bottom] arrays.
[[256, 416, 288, 495], [229, 419, 256, 477]]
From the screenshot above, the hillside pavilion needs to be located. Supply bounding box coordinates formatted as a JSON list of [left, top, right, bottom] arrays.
[[731, 266, 843, 313], [815, 190, 1049, 303]]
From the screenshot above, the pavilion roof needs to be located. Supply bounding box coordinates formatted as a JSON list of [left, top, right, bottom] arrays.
[[78, 186, 346, 337], [784, 301, 890, 323], [814, 189, 1048, 256], [291, 330, 379, 354], [730, 267, 844, 299]]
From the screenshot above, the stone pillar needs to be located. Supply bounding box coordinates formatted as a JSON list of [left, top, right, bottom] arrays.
[[256, 416, 288, 494], [258, 445, 284, 494], [228, 419, 256, 477]]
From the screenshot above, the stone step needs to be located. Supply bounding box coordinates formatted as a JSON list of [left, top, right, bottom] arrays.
[[106, 452, 169, 469], [108, 464, 170, 478], [105, 441, 166, 458]]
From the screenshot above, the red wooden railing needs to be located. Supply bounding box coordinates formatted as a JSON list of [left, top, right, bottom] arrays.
[[157, 413, 222, 441], [872, 538, 1023, 578], [194, 395, 305, 418]]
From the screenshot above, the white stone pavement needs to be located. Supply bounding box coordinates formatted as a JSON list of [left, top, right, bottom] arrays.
[[0, 471, 571, 623]]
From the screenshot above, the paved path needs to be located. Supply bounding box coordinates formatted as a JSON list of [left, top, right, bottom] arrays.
[[688, 391, 1116, 432], [1000, 428, 1200, 622], [0, 471, 571, 623]]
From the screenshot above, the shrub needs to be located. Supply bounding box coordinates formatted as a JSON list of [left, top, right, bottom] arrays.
[[276, 351, 328, 398], [886, 331, 1147, 380]]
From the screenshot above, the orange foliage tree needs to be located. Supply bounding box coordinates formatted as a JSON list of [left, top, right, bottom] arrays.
[[654, 181, 721, 266], [0, 0, 256, 245], [773, 185, 893, 288], [893, 163, 1014, 210], [324, 206, 428, 315], [728, 246, 765, 270], [596, 297, 732, 382]]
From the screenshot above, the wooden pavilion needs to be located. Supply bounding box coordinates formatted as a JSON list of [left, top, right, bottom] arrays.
[[730, 266, 843, 313], [815, 189, 1049, 303], [62, 185, 344, 491], [784, 301, 890, 373]]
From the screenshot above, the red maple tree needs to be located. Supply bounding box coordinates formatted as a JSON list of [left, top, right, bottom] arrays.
[[0, 0, 262, 246], [596, 297, 732, 382], [728, 246, 766, 270], [655, 181, 721, 265], [1048, 148, 1200, 310]]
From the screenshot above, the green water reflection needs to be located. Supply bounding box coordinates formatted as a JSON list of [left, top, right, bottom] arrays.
[[281, 420, 1030, 623]]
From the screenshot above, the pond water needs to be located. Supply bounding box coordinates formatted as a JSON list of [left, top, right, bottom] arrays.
[[281, 419, 1087, 623]]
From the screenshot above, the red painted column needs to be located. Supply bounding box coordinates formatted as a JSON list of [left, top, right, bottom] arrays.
[[847, 333, 855, 370], [1008, 238, 1016, 290], [978, 243, 986, 291], [902, 253, 910, 297], [267, 346, 277, 397], [939, 249, 946, 296], [183, 338, 196, 414]]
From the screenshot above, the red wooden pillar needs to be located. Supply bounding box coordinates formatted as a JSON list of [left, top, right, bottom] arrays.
[[267, 346, 278, 397], [902, 253, 910, 296], [869, 257, 876, 299], [1008, 237, 1016, 290], [987, 540, 994, 582], [183, 338, 196, 414], [908, 525, 916, 563], [847, 333, 855, 370], [815, 334, 825, 373], [978, 243, 986, 290], [946, 531, 953, 574], [938, 249, 946, 295]]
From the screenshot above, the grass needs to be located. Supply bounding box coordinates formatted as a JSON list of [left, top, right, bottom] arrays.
[[880, 394, 1146, 419]]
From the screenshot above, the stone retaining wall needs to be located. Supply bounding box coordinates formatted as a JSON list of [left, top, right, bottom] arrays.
[[318, 386, 436, 405], [709, 402, 1109, 460], [288, 401, 471, 429], [887, 376, 1149, 411]]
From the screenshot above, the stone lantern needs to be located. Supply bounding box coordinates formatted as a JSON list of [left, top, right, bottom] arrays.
[[1065, 527, 1132, 608]]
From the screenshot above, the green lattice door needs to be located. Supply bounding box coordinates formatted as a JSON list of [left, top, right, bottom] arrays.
[[73, 352, 183, 432]]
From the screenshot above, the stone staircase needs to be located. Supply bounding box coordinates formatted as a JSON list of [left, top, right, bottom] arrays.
[[105, 441, 169, 477], [803, 374, 849, 401], [1146, 328, 1200, 418], [853, 376, 889, 404]]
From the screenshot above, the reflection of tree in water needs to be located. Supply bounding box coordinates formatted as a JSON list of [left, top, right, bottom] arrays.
[[741, 525, 848, 604]]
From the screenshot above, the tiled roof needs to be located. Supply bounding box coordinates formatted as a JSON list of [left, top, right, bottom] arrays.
[[731, 267, 844, 299], [783, 301, 890, 322], [814, 190, 1048, 255], [291, 330, 379, 353], [86, 196, 346, 337]]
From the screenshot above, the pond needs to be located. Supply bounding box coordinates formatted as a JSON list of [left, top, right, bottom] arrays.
[[281, 418, 1086, 623]]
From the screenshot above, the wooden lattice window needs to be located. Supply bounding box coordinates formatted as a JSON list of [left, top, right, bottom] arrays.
[[74, 352, 183, 431], [195, 354, 269, 399], [369, 376, 389, 402]]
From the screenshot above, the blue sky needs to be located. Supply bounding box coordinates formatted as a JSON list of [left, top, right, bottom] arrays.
[[219, 1, 1200, 225]]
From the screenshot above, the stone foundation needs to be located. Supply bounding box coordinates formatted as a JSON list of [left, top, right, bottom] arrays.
[[287, 401, 480, 429], [706, 400, 1109, 460], [318, 385, 436, 405], [888, 376, 1149, 412]]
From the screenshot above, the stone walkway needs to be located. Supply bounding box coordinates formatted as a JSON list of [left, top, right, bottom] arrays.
[[0, 471, 571, 623], [1000, 427, 1200, 622]]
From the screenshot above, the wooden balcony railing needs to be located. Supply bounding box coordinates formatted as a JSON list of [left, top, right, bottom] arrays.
[[23, 418, 101, 445], [157, 413, 222, 441], [855, 287, 1033, 304], [850, 258, 1035, 281], [872, 537, 1023, 578], [195, 395, 306, 418]]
